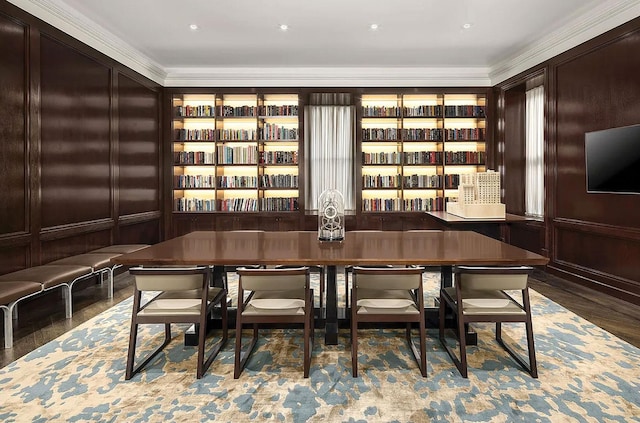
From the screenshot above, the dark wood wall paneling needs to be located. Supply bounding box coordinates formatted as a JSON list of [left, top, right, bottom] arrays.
[[0, 0, 162, 274], [551, 20, 640, 303], [496, 16, 640, 305], [0, 11, 28, 274]]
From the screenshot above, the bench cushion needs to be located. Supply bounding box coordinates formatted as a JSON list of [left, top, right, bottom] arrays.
[[0, 265, 92, 289], [0, 281, 42, 305], [49, 253, 121, 270], [90, 244, 150, 254]]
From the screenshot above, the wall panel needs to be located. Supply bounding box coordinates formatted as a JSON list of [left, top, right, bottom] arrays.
[[0, 13, 27, 235], [40, 36, 111, 227], [118, 74, 160, 216], [555, 30, 640, 229]]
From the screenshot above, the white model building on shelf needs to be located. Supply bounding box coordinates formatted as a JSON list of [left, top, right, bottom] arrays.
[[446, 170, 506, 218]]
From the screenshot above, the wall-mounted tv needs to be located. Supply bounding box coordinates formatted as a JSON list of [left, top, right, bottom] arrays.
[[585, 124, 640, 194]]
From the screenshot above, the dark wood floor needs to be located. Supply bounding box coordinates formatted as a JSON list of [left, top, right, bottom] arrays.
[[2, 270, 639, 368]]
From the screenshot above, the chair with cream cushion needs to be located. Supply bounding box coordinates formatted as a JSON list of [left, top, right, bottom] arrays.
[[125, 266, 228, 380], [351, 266, 427, 377], [439, 265, 538, 378], [234, 267, 313, 378]]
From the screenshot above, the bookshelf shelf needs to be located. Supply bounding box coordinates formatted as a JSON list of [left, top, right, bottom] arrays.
[[171, 93, 300, 214]]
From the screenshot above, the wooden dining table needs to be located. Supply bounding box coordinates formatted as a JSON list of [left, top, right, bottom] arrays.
[[112, 230, 549, 344]]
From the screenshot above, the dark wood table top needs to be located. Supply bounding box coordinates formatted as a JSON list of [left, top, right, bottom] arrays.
[[113, 230, 548, 267], [426, 211, 531, 224]]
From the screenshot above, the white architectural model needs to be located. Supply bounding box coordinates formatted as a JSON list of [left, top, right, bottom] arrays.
[[446, 170, 506, 218]]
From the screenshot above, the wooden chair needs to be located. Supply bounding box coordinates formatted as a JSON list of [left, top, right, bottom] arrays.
[[234, 267, 313, 378], [351, 266, 427, 377], [126, 266, 228, 380], [439, 265, 538, 378]]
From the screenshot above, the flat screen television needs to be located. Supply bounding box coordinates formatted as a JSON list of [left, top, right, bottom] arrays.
[[585, 124, 640, 194]]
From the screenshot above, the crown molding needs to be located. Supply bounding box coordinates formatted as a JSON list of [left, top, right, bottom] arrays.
[[490, 0, 640, 85], [163, 67, 492, 87], [6, 0, 166, 84]]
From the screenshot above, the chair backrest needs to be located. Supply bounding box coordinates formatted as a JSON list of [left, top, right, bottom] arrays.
[[353, 267, 423, 290], [455, 266, 533, 291], [238, 267, 308, 291], [129, 266, 208, 292]]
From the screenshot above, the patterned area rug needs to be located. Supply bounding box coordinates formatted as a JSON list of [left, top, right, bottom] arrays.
[[1, 273, 639, 422]]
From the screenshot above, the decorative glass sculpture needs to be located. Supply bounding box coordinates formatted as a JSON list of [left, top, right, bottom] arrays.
[[318, 189, 345, 242]]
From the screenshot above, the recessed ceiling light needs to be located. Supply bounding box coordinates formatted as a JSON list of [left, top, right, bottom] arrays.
[[279, 24, 289, 31], [461, 23, 472, 30], [370, 23, 379, 30], [189, 24, 199, 31]]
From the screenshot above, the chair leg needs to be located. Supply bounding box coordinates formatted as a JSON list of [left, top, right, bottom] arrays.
[[126, 323, 172, 380], [439, 293, 468, 378], [351, 302, 358, 377], [234, 321, 259, 379], [496, 321, 538, 378], [319, 267, 325, 309], [304, 311, 311, 378], [2, 306, 13, 349]]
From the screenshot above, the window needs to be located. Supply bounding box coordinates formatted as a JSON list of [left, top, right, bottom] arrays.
[[525, 85, 544, 218], [304, 105, 356, 211]]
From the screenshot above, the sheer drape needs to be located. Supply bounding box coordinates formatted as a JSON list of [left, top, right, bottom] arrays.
[[304, 106, 355, 211], [525, 86, 544, 218]]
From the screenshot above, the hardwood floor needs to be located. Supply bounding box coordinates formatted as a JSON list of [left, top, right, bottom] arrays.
[[2, 270, 639, 368]]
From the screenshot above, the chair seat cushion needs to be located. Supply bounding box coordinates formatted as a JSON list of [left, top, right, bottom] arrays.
[[0, 281, 42, 305], [356, 289, 418, 314], [243, 289, 306, 316], [443, 287, 526, 315], [138, 287, 224, 316], [90, 244, 149, 254], [0, 265, 92, 289]]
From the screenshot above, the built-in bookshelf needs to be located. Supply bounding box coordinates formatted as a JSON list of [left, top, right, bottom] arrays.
[[172, 93, 300, 213], [360, 93, 486, 212]]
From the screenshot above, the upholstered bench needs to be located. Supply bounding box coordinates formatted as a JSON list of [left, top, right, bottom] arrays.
[[90, 244, 149, 254], [0, 264, 93, 337], [0, 281, 43, 348], [50, 253, 123, 299]]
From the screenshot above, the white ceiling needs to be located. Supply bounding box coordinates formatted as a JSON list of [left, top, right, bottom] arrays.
[[8, 0, 640, 86]]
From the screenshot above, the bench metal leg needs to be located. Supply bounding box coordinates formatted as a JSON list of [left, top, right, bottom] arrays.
[[2, 306, 13, 349]]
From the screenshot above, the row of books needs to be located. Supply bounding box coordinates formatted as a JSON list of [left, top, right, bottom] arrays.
[[363, 174, 401, 188], [175, 105, 215, 118], [259, 174, 298, 188], [444, 151, 485, 164], [259, 124, 298, 140], [262, 105, 298, 116], [174, 151, 215, 165], [444, 105, 485, 118], [174, 175, 216, 188], [362, 106, 400, 117], [218, 176, 258, 188], [361, 105, 445, 118], [261, 197, 299, 211], [217, 146, 258, 164], [443, 174, 461, 188], [362, 152, 401, 164], [219, 128, 258, 141], [175, 198, 216, 212], [219, 198, 259, 212], [174, 128, 215, 141], [260, 151, 298, 164], [219, 105, 257, 117], [362, 151, 444, 165], [446, 128, 485, 140], [404, 151, 443, 164], [404, 197, 444, 211], [403, 174, 442, 188], [362, 198, 402, 212], [362, 128, 444, 141], [403, 128, 443, 141], [404, 105, 443, 117]]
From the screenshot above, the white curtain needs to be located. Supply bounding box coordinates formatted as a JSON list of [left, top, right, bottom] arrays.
[[525, 86, 544, 218], [305, 106, 355, 211]]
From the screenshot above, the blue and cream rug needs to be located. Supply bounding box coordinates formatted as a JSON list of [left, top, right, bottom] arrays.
[[1, 273, 639, 422]]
